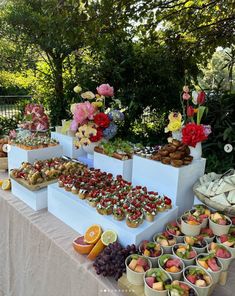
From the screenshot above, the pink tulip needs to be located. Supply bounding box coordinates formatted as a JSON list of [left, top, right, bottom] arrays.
[[197, 91, 206, 105], [182, 92, 191, 100], [96, 84, 114, 97]]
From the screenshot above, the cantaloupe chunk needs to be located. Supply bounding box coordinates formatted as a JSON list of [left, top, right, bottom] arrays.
[[134, 265, 145, 273], [153, 282, 164, 291], [198, 259, 209, 269], [144, 249, 151, 257], [129, 259, 137, 270]]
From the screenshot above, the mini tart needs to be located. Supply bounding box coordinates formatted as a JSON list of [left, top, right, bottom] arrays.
[[71, 185, 78, 194], [78, 189, 88, 199], [113, 207, 125, 221], [96, 198, 113, 215], [126, 211, 144, 228]]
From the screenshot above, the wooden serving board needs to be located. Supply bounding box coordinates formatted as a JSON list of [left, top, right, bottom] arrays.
[[0, 157, 8, 171], [10, 174, 57, 191], [118, 274, 144, 296]]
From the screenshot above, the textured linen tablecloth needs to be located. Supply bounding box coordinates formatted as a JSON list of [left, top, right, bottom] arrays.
[[0, 173, 123, 296], [0, 172, 234, 296]]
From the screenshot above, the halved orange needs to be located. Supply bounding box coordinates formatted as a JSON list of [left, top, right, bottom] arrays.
[[87, 238, 105, 260], [84, 224, 102, 244], [73, 236, 94, 255]]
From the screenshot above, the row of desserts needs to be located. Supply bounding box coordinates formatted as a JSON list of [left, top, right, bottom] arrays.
[[10, 135, 59, 150], [58, 169, 172, 228]]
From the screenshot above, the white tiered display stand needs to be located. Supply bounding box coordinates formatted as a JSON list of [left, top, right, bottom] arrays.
[[48, 183, 178, 246], [8, 144, 63, 172], [132, 155, 206, 215], [94, 152, 133, 181], [11, 179, 48, 211], [51, 132, 85, 158]]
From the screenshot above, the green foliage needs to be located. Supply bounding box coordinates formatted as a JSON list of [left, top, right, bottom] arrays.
[[203, 92, 235, 173], [0, 116, 18, 136]]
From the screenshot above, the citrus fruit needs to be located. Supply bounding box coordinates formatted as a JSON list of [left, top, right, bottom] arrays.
[[2, 179, 11, 190], [87, 238, 105, 260], [73, 236, 94, 255], [101, 230, 117, 246], [84, 224, 102, 244], [0, 179, 3, 186]]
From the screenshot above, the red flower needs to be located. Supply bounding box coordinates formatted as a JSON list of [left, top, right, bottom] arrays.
[[187, 106, 194, 117], [94, 112, 110, 128], [90, 128, 103, 142], [182, 123, 207, 147], [197, 91, 206, 105]]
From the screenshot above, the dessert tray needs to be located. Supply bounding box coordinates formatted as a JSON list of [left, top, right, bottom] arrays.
[[193, 170, 235, 215]]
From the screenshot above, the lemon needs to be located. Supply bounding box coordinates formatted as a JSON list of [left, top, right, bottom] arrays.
[[2, 179, 11, 190], [101, 230, 117, 246]]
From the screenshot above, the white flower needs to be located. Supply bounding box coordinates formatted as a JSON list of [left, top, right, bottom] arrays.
[[81, 91, 95, 100], [192, 91, 198, 105], [73, 85, 82, 93]]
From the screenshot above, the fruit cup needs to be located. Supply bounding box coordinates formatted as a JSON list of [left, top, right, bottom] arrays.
[[144, 268, 172, 296], [191, 205, 211, 228], [217, 234, 235, 258], [184, 236, 207, 254], [125, 254, 152, 285], [166, 221, 184, 243], [158, 254, 185, 281], [183, 266, 212, 296], [196, 253, 223, 284], [153, 232, 176, 254], [200, 228, 215, 244], [173, 244, 197, 267], [139, 241, 163, 267], [209, 213, 231, 236], [207, 242, 232, 271], [181, 214, 202, 236], [167, 280, 198, 296]]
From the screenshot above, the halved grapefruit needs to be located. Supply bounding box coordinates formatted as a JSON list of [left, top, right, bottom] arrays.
[[73, 236, 94, 255]]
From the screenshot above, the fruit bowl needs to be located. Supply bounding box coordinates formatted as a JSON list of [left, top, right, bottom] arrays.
[[144, 268, 172, 296], [209, 212, 231, 236], [139, 241, 163, 267], [167, 280, 198, 296], [181, 214, 202, 236], [207, 242, 232, 270], [158, 254, 185, 281], [173, 244, 197, 267], [153, 232, 176, 254], [216, 234, 235, 258]]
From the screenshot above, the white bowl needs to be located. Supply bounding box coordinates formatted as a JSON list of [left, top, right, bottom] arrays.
[[158, 254, 185, 281], [153, 233, 176, 254], [181, 215, 202, 236], [139, 242, 163, 268], [144, 268, 172, 296], [209, 216, 231, 236], [216, 236, 235, 259], [207, 243, 233, 271], [167, 281, 198, 296], [184, 237, 208, 254], [172, 244, 197, 267]]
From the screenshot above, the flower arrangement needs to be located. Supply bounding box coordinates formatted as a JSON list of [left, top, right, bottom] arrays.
[[165, 85, 211, 148], [70, 84, 124, 148], [19, 103, 49, 131]]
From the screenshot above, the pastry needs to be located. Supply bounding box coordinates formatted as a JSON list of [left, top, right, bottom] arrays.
[[161, 157, 171, 164], [158, 149, 169, 156], [171, 159, 183, 167], [169, 151, 185, 160], [172, 139, 181, 147], [126, 211, 143, 228]]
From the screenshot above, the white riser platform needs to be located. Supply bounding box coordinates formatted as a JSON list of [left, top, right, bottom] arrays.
[[132, 156, 206, 215], [8, 144, 63, 172], [48, 183, 178, 246], [51, 132, 85, 158], [94, 152, 133, 181], [11, 179, 48, 211]]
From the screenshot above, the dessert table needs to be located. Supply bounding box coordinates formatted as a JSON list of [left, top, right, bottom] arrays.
[[0, 171, 234, 296]]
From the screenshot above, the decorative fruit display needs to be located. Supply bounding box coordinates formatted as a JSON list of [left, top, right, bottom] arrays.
[[200, 228, 214, 243], [151, 139, 193, 167], [11, 158, 84, 185], [144, 268, 172, 290], [210, 212, 231, 225], [185, 236, 207, 249], [73, 236, 94, 255], [208, 242, 232, 259], [173, 244, 197, 260], [139, 241, 162, 258], [181, 214, 202, 236], [93, 242, 137, 281], [167, 280, 197, 296], [182, 214, 201, 226], [159, 254, 183, 273], [101, 230, 117, 246], [128, 254, 150, 273], [154, 231, 176, 248], [166, 221, 184, 242], [219, 234, 235, 248], [197, 253, 222, 272], [184, 267, 212, 287], [191, 205, 210, 226], [1, 179, 11, 190]]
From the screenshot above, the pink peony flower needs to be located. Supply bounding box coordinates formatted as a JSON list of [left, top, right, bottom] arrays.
[[96, 84, 114, 97], [73, 101, 96, 125]]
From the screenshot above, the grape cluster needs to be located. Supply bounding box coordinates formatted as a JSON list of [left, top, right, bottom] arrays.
[[93, 242, 137, 281]]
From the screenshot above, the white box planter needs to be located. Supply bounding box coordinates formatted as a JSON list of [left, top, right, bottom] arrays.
[[11, 179, 48, 211], [132, 155, 206, 215], [8, 144, 63, 172], [48, 183, 178, 246], [51, 132, 85, 158], [94, 152, 133, 181]]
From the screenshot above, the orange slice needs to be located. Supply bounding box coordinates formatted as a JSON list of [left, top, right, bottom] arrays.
[[87, 239, 105, 260], [73, 236, 94, 255], [84, 224, 102, 244]]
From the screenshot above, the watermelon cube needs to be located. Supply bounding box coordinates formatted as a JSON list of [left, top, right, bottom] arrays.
[[145, 277, 155, 288]]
